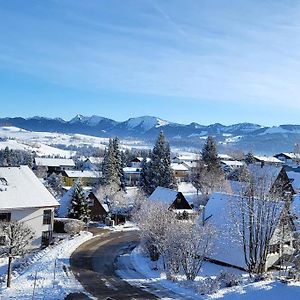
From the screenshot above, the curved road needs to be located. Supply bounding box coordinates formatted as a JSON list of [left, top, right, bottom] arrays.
[[70, 229, 158, 300]]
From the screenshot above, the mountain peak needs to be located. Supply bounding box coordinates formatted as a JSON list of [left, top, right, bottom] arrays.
[[124, 116, 170, 131]]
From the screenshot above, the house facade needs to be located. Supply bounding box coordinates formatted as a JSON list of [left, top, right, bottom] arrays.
[[171, 163, 189, 181], [274, 152, 300, 168], [149, 186, 195, 218], [87, 192, 109, 222], [34, 157, 75, 177], [62, 170, 101, 186], [0, 166, 59, 248]]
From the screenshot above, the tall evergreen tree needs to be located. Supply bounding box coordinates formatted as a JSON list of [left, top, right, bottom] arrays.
[[3, 147, 12, 167], [202, 136, 221, 172], [140, 158, 151, 195], [141, 131, 177, 195], [102, 139, 116, 186], [101, 137, 125, 190], [113, 137, 125, 190], [68, 181, 90, 223]]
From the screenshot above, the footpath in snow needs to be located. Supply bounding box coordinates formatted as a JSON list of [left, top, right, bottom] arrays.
[[0, 231, 94, 300]]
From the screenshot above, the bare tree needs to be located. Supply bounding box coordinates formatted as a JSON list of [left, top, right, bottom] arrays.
[[161, 220, 215, 281], [191, 159, 225, 198], [230, 170, 288, 275], [0, 221, 34, 287], [96, 184, 131, 222], [134, 201, 215, 281], [178, 222, 215, 281], [133, 201, 175, 261]]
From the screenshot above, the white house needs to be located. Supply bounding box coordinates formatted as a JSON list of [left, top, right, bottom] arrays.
[[253, 155, 283, 166], [221, 160, 244, 173], [274, 152, 300, 168], [83, 157, 103, 171], [34, 157, 75, 176], [172, 154, 200, 164], [0, 166, 59, 248], [171, 163, 189, 181]]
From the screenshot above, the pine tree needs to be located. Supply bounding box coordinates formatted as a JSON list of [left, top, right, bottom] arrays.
[[113, 137, 125, 190], [202, 136, 221, 172], [3, 147, 11, 167], [102, 139, 116, 186], [142, 131, 177, 195], [101, 138, 125, 190], [68, 181, 90, 223], [140, 158, 151, 195], [245, 152, 256, 165]]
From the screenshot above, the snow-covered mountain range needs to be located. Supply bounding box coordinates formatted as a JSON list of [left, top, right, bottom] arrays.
[[1, 115, 300, 154]]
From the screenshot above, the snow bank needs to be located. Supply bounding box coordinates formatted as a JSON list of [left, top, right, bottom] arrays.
[[0, 231, 93, 299], [129, 246, 300, 300]]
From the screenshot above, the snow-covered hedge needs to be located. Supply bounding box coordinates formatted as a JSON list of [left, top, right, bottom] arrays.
[[196, 277, 221, 295], [54, 218, 84, 235], [217, 271, 243, 287], [64, 219, 85, 235]]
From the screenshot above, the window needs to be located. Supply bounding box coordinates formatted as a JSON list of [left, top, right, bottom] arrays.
[[268, 244, 280, 254], [42, 210, 52, 225], [0, 213, 11, 222], [87, 199, 94, 207], [0, 235, 6, 246], [41, 231, 52, 247]]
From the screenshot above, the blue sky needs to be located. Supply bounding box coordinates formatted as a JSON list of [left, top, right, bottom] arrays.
[[1, 0, 300, 125]]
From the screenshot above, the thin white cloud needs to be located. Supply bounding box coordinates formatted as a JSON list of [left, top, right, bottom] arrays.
[[1, 0, 300, 109]]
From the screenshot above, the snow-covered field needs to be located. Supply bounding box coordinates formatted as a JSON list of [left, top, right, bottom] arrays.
[[0, 231, 94, 300], [0, 126, 151, 156], [118, 246, 300, 300]]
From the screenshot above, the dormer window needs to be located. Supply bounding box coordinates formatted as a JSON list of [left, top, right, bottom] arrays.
[[0, 178, 8, 192]]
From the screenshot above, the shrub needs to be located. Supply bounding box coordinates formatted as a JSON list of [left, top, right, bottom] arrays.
[[217, 271, 242, 287], [196, 278, 220, 295], [64, 219, 85, 235]]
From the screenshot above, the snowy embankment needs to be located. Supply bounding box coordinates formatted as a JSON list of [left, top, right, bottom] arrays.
[[0, 231, 94, 300], [125, 246, 300, 300]]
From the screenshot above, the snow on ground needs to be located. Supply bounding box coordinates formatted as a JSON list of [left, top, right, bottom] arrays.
[[0, 139, 74, 157], [0, 231, 94, 300], [110, 221, 139, 232], [0, 126, 149, 153], [121, 246, 300, 300]]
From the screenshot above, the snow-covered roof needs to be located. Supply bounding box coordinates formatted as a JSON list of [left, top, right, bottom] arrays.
[[35, 157, 75, 167], [292, 193, 300, 231], [275, 152, 300, 160], [182, 161, 198, 169], [227, 180, 249, 195], [172, 154, 200, 162], [248, 164, 282, 191], [123, 167, 141, 174], [205, 192, 247, 269], [171, 163, 189, 171], [205, 192, 285, 269], [218, 154, 233, 160], [0, 166, 59, 210], [253, 155, 282, 164], [221, 160, 244, 167], [287, 171, 300, 192], [149, 186, 179, 206], [63, 170, 100, 178], [86, 157, 103, 164]]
